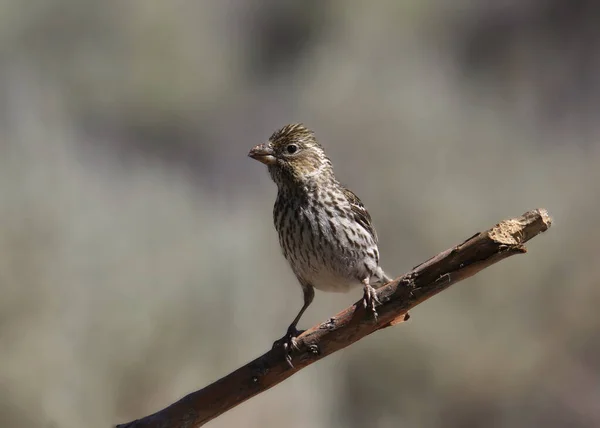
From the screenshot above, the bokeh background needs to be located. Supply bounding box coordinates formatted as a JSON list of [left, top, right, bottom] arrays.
[[1, 1, 598, 427]]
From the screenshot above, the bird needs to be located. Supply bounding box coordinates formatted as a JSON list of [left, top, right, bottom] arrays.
[[248, 123, 392, 364]]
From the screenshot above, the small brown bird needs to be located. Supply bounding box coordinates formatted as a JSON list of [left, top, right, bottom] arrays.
[[249, 124, 391, 363]]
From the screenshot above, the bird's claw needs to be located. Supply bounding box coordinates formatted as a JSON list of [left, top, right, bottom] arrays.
[[362, 284, 381, 322], [273, 326, 304, 368]]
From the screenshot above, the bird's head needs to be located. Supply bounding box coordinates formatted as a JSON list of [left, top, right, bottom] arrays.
[[248, 124, 333, 187]]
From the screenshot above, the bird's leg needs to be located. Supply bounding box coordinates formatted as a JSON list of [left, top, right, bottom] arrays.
[[273, 284, 315, 368], [362, 277, 381, 322]]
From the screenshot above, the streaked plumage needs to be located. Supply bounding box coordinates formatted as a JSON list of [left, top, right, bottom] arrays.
[[249, 124, 390, 363]]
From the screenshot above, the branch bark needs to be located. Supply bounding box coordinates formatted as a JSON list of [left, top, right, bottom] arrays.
[[116, 208, 552, 428]]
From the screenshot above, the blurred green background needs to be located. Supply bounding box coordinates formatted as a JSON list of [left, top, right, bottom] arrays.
[[1, 1, 598, 427]]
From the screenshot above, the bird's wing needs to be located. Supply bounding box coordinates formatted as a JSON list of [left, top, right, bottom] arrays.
[[341, 187, 378, 243]]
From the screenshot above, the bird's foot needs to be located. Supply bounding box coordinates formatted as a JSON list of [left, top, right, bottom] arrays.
[[272, 326, 304, 368], [362, 283, 381, 322]]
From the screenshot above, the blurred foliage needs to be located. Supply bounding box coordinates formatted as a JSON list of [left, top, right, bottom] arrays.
[[0, 1, 598, 427]]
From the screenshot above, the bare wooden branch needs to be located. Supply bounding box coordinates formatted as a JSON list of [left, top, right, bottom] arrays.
[[116, 208, 552, 428]]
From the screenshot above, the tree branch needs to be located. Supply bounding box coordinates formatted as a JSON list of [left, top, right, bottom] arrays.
[[116, 208, 552, 428]]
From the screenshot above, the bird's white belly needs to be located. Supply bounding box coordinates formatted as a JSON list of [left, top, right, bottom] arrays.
[[287, 207, 376, 292], [305, 267, 362, 293]]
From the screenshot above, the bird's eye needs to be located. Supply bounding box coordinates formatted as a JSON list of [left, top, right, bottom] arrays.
[[286, 144, 298, 154]]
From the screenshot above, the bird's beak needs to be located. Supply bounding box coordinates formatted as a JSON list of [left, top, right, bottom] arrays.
[[248, 143, 276, 165]]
